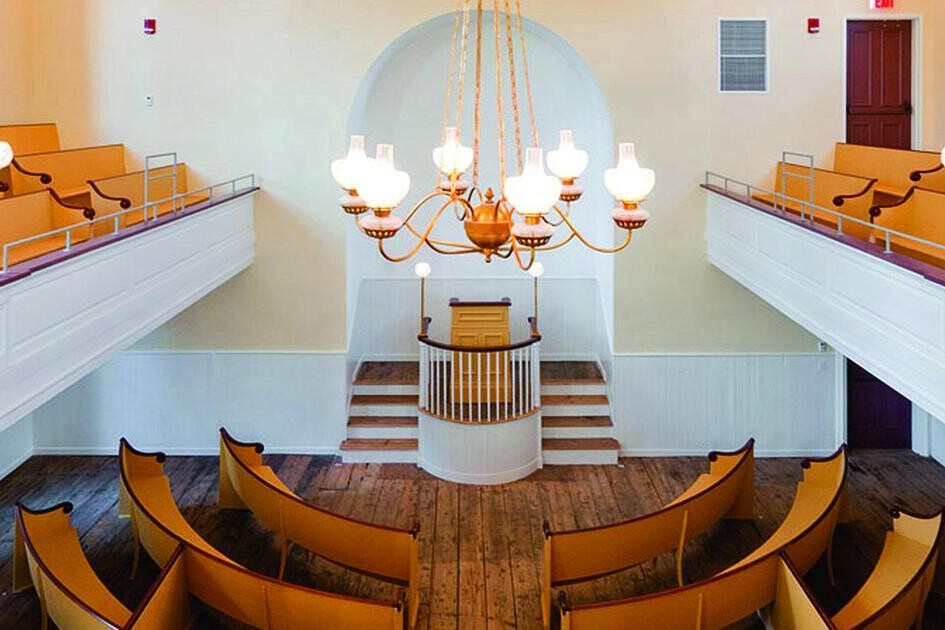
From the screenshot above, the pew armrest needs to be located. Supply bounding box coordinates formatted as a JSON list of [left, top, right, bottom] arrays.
[[833, 178, 877, 208], [48, 188, 96, 221], [910, 163, 944, 183], [12, 158, 53, 185], [869, 187, 916, 222], [88, 179, 132, 209]]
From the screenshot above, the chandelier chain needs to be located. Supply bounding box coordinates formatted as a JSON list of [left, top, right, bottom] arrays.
[[515, 0, 539, 147], [441, 0, 461, 143], [473, 0, 484, 187], [504, 0, 523, 172], [493, 0, 506, 187], [454, 0, 472, 138]]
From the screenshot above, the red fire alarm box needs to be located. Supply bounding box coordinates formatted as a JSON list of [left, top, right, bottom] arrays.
[[144, 18, 157, 35], [808, 18, 821, 34]]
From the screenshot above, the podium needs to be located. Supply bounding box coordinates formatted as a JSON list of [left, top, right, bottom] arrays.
[[450, 298, 511, 404]]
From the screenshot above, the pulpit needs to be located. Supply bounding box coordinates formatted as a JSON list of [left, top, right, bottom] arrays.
[[449, 297, 511, 403]]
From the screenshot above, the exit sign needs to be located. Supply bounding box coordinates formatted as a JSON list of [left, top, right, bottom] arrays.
[[871, 0, 895, 8]]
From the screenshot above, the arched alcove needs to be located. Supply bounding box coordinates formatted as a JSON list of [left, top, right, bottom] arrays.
[[346, 11, 615, 360]]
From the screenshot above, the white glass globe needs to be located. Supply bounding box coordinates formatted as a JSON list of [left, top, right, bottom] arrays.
[[432, 127, 474, 177], [547, 130, 588, 181], [940, 144, 945, 167], [528, 261, 545, 278], [504, 148, 562, 217], [330, 135, 370, 191], [359, 144, 411, 209], [604, 143, 655, 203], [414, 262, 432, 278], [0, 141, 13, 170]]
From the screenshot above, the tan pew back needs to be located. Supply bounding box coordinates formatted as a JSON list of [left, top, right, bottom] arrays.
[[219, 428, 421, 626], [119, 438, 406, 629], [0, 190, 93, 267], [754, 163, 876, 241], [834, 143, 942, 199], [832, 509, 943, 630], [13, 502, 132, 630], [560, 552, 833, 630], [0, 123, 61, 155], [541, 439, 754, 627], [12, 145, 126, 198], [558, 447, 846, 630], [872, 187, 945, 263]]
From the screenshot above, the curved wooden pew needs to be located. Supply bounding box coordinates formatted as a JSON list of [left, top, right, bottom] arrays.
[[753, 163, 876, 240], [557, 446, 846, 630], [219, 428, 421, 626], [832, 508, 943, 630], [13, 501, 133, 629], [0, 189, 94, 267], [871, 187, 945, 263], [541, 439, 754, 628], [119, 438, 406, 629], [834, 143, 944, 200]]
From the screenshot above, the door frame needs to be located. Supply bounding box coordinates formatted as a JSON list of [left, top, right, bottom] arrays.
[[841, 14, 923, 150]]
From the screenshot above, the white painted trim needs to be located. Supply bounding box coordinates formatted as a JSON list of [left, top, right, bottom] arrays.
[[620, 448, 838, 458], [834, 351, 848, 448], [418, 456, 541, 485], [840, 14, 924, 150], [0, 449, 32, 480], [612, 352, 825, 358], [912, 403, 932, 457]]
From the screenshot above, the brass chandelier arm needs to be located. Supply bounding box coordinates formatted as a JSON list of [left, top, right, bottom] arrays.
[[534, 231, 576, 251], [556, 210, 634, 253], [376, 197, 472, 263], [541, 202, 571, 227]]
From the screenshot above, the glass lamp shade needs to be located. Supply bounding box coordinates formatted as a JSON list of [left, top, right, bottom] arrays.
[[0, 141, 13, 170], [604, 143, 655, 202], [359, 144, 411, 209], [331, 135, 370, 191], [432, 127, 474, 177], [504, 148, 562, 217], [941, 145, 945, 167], [528, 261, 545, 278], [547, 130, 588, 181], [414, 262, 432, 278]]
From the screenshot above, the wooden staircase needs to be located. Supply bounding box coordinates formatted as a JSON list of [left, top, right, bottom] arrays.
[[340, 361, 619, 466]]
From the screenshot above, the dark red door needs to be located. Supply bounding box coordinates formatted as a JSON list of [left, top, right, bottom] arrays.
[[847, 360, 911, 449], [846, 20, 913, 149]]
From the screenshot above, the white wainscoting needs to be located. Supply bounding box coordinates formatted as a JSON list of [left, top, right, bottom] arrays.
[[351, 278, 605, 362], [30, 351, 348, 456], [706, 190, 945, 421], [0, 193, 257, 435], [0, 414, 33, 479], [611, 352, 840, 457]]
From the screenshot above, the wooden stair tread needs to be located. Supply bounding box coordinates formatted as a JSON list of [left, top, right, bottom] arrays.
[[541, 416, 612, 428], [340, 438, 418, 451], [541, 394, 609, 406], [355, 362, 419, 385], [348, 416, 418, 427], [542, 438, 620, 451], [540, 361, 604, 384], [350, 394, 418, 405]]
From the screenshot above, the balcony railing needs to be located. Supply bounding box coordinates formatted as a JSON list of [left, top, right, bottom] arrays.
[[418, 317, 541, 423]]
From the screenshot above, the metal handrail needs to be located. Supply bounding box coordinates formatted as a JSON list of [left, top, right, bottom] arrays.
[[703, 171, 945, 258], [1, 174, 256, 274]]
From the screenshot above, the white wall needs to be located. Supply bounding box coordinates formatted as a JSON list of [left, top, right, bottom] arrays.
[[612, 352, 839, 457], [0, 414, 33, 479], [31, 352, 348, 455]]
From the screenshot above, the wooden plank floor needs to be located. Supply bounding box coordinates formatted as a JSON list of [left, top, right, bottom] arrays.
[[2, 450, 945, 628]]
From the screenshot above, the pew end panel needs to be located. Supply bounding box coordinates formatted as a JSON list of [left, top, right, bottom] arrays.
[[872, 187, 945, 263], [834, 142, 944, 200], [0, 190, 95, 268], [125, 545, 193, 630], [217, 428, 261, 510], [767, 554, 834, 629]]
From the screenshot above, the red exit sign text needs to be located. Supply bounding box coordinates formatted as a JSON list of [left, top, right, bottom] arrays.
[[871, 0, 895, 8]]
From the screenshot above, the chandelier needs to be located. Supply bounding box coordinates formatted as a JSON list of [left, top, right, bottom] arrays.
[[331, 0, 655, 272]]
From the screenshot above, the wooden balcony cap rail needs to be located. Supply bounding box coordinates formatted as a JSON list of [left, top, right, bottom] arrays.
[[418, 316, 540, 352]]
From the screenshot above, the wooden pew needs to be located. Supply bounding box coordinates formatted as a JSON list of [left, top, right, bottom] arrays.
[[119, 438, 406, 629], [0, 190, 94, 268], [13, 501, 133, 629], [832, 509, 943, 630], [871, 187, 945, 263], [88, 164, 210, 231], [0, 123, 61, 155], [752, 163, 876, 240], [219, 428, 421, 628], [557, 446, 847, 630], [541, 439, 755, 628], [834, 143, 943, 200], [11, 145, 126, 201], [560, 552, 834, 630]]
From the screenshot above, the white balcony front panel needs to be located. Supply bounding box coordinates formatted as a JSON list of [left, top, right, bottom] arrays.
[[0, 192, 257, 432], [705, 190, 945, 421]]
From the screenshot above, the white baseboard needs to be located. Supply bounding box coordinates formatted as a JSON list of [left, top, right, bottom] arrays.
[[0, 449, 33, 479], [619, 448, 838, 458]]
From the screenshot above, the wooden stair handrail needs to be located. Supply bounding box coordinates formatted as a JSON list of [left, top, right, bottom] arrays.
[[832, 177, 877, 208], [47, 187, 96, 220], [417, 316, 541, 352], [910, 162, 944, 183], [11, 157, 52, 185], [87, 179, 132, 209]]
